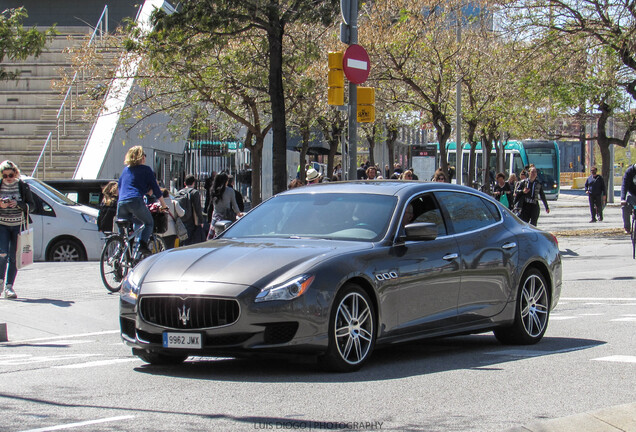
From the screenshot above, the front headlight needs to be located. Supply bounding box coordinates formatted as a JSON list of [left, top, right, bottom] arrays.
[[82, 213, 98, 224], [255, 275, 315, 303], [120, 269, 142, 302]]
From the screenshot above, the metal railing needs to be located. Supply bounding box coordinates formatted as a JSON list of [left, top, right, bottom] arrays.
[[32, 5, 109, 179]]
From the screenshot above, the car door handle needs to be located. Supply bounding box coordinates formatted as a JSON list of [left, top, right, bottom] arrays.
[[443, 253, 458, 261], [502, 242, 517, 250]]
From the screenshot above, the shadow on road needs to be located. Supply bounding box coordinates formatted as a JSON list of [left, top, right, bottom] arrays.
[[131, 335, 605, 383]]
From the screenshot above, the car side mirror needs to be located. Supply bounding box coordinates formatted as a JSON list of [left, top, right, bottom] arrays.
[[214, 220, 233, 237], [400, 222, 438, 242]]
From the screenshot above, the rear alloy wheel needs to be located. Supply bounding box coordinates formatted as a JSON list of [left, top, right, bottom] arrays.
[[322, 283, 376, 372], [48, 239, 86, 262], [494, 268, 550, 345], [133, 349, 188, 365]]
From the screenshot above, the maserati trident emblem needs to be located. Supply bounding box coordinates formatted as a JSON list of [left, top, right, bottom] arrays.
[[177, 304, 191, 326]]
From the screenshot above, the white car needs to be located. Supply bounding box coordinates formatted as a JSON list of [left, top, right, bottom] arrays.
[[23, 177, 104, 262]]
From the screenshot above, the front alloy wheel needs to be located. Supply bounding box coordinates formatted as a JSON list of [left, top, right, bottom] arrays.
[[322, 284, 376, 372], [495, 268, 550, 344]]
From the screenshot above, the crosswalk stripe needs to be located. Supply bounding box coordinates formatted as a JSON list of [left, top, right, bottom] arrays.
[[17, 415, 134, 432]]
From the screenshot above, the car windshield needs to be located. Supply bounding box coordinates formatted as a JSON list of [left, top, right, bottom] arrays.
[[223, 192, 397, 241], [26, 178, 79, 206]]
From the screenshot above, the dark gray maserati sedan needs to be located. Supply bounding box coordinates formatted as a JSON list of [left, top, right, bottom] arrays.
[[119, 181, 561, 372]]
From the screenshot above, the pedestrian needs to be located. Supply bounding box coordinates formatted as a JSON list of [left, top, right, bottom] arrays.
[[401, 170, 414, 180], [507, 173, 517, 192], [159, 188, 185, 249], [306, 168, 321, 185], [584, 166, 606, 223], [117, 147, 168, 256], [203, 172, 216, 224], [177, 174, 205, 245], [512, 170, 527, 215], [0, 160, 35, 299], [207, 172, 242, 240], [366, 166, 378, 180], [357, 162, 367, 180], [433, 169, 446, 182], [97, 181, 118, 233], [620, 163, 636, 234], [227, 175, 244, 214], [519, 166, 550, 226], [493, 172, 513, 209], [288, 179, 304, 189]]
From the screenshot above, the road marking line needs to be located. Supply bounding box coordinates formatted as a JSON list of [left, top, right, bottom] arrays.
[[0, 354, 99, 366], [550, 316, 577, 320], [484, 347, 583, 357], [560, 297, 636, 301], [611, 317, 636, 322], [580, 313, 604, 316], [591, 355, 636, 363], [31, 340, 94, 346], [53, 358, 140, 369], [17, 415, 135, 432], [0, 330, 119, 345]]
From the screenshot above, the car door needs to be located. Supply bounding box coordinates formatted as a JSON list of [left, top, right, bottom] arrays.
[[28, 191, 53, 261], [392, 193, 461, 333], [436, 191, 517, 323]]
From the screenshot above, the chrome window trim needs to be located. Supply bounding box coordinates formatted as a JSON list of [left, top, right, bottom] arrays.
[[393, 188, 505, 243]]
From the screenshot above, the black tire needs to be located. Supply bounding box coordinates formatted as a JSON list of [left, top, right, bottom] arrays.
[[100, 236, 128, 293], [320, 283, 376, 372], [494, 268, 550, 345], [48, 238, 86, 262], [133, 349, 188, 365]]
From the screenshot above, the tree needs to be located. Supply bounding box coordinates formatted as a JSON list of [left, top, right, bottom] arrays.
[[365, 0, 467, 181], [504, 0, 636, 183], [147, 0, 339, 196], [0, 7, 55, 81]]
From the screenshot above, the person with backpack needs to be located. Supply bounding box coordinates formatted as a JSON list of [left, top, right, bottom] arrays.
[[176, 174, 204, 245]]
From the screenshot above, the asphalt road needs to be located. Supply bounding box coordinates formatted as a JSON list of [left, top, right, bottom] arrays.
[[0, 189, 634, 432]]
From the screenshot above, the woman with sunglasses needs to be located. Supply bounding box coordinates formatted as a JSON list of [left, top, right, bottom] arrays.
[[0, 160, 35, 299]]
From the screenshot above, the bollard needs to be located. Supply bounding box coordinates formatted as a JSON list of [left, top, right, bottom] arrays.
[[0, 323, 7, 342]]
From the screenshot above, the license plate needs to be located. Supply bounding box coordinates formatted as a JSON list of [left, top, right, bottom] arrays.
[[162, 332, 202, 349]]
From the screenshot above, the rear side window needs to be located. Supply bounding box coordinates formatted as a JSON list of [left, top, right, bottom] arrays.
[[437, 191, 500, 234]]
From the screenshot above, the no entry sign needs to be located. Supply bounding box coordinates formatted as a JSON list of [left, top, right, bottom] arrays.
[[342, 44, 370, 85]]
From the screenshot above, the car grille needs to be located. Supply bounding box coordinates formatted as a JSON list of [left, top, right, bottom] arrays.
[[139, 296, 240, 330]]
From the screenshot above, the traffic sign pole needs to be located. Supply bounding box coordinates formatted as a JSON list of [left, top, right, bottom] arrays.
[[346, 0, 358, 181]]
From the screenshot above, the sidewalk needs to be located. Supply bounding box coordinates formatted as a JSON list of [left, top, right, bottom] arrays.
[[506, 402, 636, 432]]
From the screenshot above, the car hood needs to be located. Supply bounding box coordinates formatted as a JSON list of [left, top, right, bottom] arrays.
[[140, 238, 372, 289]]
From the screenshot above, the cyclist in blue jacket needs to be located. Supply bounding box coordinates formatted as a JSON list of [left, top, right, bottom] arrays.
[[117, 146, 167, 255]]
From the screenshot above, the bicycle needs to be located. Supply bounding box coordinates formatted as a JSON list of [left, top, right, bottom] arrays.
[[99, 218, 166, 292]]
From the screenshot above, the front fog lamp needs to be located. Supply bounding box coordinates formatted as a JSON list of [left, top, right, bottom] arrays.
[[255, 275, 315, 303]]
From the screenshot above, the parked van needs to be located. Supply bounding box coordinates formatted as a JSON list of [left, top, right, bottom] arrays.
[[23, 177, 104, 261], [43, 179, 115, 209]]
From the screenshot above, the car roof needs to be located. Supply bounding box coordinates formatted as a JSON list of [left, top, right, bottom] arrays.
[[279, 180, 479, 198]]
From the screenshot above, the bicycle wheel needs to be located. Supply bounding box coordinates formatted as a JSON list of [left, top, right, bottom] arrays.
[[149, 234, 166, 255], [100, 236, 129, 292]]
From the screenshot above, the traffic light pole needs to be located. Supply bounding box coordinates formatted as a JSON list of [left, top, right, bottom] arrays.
[[345, 0, 358, 181]]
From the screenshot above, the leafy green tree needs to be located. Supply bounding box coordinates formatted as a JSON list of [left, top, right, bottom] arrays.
[[146, 0, 339, 195], [0, 7, 55, 81]]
